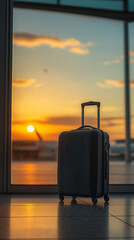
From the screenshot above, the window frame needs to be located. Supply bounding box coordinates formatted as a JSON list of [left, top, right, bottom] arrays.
[[0, 0, 134, 193]]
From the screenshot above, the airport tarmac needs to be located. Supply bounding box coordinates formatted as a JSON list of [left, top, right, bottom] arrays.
[[11, 160, 134, 185]]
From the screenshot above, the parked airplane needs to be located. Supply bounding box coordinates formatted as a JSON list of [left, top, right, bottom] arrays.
[[12, 129, 58, 161], [110, 139, 134, 159]]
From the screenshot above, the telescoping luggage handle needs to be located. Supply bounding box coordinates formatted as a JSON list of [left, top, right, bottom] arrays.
[[81, 101, 100, 129]]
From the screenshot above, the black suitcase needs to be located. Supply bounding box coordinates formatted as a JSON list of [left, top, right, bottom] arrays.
[[58, 101, 110, 204]]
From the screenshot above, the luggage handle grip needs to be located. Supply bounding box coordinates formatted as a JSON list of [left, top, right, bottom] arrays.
[[81, 101, 100, 129], [77, 125, 96, 130]]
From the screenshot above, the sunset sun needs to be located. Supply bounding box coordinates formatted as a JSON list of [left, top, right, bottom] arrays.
[[27, 125, 35, 133]]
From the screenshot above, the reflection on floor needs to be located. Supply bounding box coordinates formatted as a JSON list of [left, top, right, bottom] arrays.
[[0, 194, 134, 239], [11, 161, 134, 185]]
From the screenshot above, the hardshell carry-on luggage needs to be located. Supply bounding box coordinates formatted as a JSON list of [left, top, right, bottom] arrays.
[[58, 101, 110, 204]]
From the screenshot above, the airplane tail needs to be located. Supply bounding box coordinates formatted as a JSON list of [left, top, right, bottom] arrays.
[[35, 129, 43, 142]]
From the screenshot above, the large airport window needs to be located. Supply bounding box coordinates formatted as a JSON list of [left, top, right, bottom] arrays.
[[129, 22, 134, 164], [12, 8, 126, 185]]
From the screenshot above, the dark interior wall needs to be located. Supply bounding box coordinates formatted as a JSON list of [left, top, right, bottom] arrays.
[[0, 0, 12, 193]]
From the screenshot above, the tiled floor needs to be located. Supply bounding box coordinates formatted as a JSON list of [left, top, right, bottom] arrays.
[[0, 194, 134, 239]]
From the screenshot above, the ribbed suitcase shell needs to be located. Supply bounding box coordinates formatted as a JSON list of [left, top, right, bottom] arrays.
[[58, 128, 109, 199]]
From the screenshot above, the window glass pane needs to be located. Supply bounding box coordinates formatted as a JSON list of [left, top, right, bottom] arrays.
[[12, 8, 125, 185], [61, 0, 124, 11], [129, 22, 134, 162], [128, 0, 134, 11], [14, 0, 57, 4]]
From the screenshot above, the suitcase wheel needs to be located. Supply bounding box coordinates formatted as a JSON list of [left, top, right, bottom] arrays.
[[92, 197, 97, 204], [104, 194, 109, 203], [59, 194, 64, 202], [72, 196, 76, 200]]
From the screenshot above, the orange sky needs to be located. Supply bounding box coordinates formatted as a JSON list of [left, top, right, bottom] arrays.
[[11, 9, 134, 144]]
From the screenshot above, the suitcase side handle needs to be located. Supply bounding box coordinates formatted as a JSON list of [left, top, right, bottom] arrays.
[[81, 101, 100, 129]]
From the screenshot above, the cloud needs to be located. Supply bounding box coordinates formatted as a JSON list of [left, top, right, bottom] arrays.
[[13, 33, 93, 55], [69, 47, 89, 55], [104, 59, 121, 65], [130, 50, 134, 56], [102, 106, 118, 112], [13, 114, 128, 127], [105, 79, 124, 87], [13, 33, 80, 48], [96, 82, 111, 88], [130, 80, 134, 86], [104, 53, 134, 65], [106, 79, 134, 87], [40, 116, 81, 126], [102, 116, 125, 121], [130, 58, 134, 63], [86, 42, 94, 47], [13, 116, 91, 126], [97, 79, 134, 88], [12, 78, 36, 87]]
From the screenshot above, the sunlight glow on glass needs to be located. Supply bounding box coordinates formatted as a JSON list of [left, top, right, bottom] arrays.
[[27, 125, 35, 133]]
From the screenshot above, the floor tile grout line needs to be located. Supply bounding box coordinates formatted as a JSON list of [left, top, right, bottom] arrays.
[[77, 198, 110, 214], [0, 204, 107, 207], [0, 204, 81, 207], [1, 238, 134, 240], [77, 198, 134, 228], [2, 203, 134, 206], [0, 215, 113, 219], [113, 215, 134, 229], [0, 203, 86, 206], [0, 204, 88, 206], [77, 197, 94, 206], [94, 204, 134, 229], [114, 215, 134, 217], [1, 237, 134, 240]]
